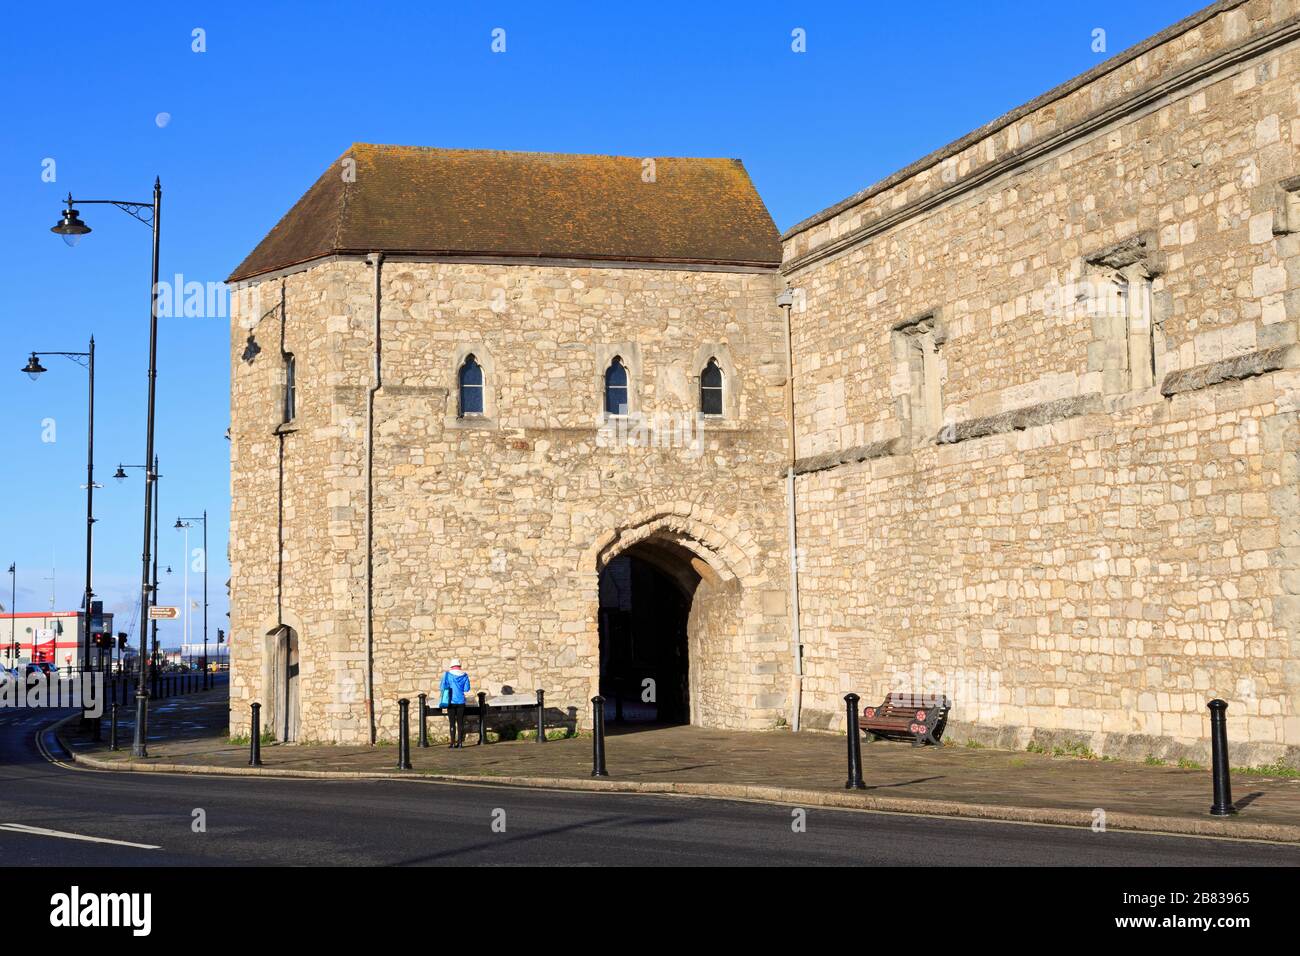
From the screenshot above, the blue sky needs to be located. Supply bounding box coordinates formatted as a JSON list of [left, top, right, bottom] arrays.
[[0, 0, 1206, 646]]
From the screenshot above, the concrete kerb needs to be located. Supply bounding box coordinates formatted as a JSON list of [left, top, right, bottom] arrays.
[[49, 719, 1300, 845]]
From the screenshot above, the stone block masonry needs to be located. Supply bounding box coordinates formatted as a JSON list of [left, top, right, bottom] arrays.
[[782, 0, 1300, 764], [229, 260, 792, 744]]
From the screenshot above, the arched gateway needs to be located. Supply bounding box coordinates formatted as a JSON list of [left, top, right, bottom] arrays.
[[583, 511, 751, 729]]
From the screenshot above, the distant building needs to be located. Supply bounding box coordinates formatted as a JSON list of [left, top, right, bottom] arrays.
[[179, 643, 229, 667], [0, 611, 114, 671]]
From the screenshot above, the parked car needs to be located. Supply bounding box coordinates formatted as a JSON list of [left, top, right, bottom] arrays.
[[25, 661, 56, 677]]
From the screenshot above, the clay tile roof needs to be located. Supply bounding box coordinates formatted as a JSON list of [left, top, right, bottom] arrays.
[[227, 144, 780, 282]]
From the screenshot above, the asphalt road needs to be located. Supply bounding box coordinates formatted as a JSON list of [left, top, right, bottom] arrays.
[[2, 706, 1299, 866]]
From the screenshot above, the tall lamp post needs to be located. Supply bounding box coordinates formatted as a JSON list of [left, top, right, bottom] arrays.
[[113, 456, 162, 729], [54, 180, 162, 758], [21, 339, 98, 683], [175, 513, 208, 689], [6, 564, 14, 664]]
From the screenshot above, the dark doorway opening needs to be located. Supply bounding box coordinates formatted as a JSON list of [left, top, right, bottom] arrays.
[[598, 547, 692, 726]]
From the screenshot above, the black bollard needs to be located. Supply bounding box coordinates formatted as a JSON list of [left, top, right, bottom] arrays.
[[1208, 699, 1237, 816], [591, 695, 608, 777], [417, 693, 428, 748], [536, 689, 546, 744], [844, 693, 867, 789], [398, 698, 412, 770], [478, 691, 488, 746], [109, 703, 118, 751], [249, 702, 263, 767]]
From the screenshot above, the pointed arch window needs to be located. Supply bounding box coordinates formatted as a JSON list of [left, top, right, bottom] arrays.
[[605, 356, 629, 415], [700, 357, 724, 416], [459, 354, 484, 417]]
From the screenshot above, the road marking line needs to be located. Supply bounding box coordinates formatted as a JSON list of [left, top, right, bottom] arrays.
[[0, 823, 159, 849]]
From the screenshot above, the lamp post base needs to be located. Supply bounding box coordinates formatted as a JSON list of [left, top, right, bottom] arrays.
[[130, 691, 150, 758]]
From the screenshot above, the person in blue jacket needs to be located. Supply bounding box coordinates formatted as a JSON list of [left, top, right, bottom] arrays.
[[440, 659, 472, 748]]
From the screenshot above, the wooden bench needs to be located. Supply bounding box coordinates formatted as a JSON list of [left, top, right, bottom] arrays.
[[419, 689, 547, 746], [860, 693, 951, 747]]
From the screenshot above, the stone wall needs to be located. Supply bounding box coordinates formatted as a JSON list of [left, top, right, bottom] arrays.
[[228, 0, 1300, 764], [783, 0, 1300, 762], [229, 259, 791, 743]]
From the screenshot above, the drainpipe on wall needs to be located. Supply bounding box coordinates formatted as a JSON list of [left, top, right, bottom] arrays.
[[365, 251, 384, 745], [277, 280, 287, 628], [777, 286, 803, 732]]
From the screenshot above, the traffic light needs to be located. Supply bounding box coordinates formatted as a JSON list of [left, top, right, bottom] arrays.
[[117, 632, 128, 649], [217, 628, 225, 644], [91, 631, 105, 649]]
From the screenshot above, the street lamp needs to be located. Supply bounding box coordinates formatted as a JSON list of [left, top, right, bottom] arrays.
[[55, 181, 163, 759], [175, 512, 208, 688], [114, 456, 163, 703], [20, 339, 98, 685], [6, 564, 14, 664], [51, 203, 91, 246], [174, 519, 189, 673], [22, 354, 47, 380]]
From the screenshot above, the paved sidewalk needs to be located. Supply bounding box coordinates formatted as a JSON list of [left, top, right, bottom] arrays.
[[60, 684, 1300, 842]]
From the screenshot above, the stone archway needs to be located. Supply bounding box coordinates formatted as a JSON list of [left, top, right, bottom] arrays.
[[582, 509, 752, 729]]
